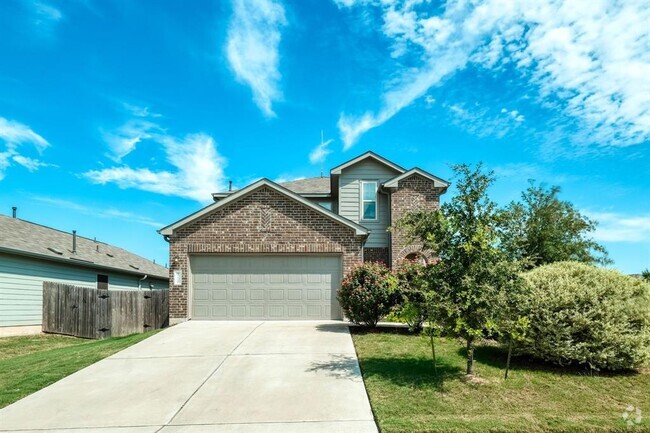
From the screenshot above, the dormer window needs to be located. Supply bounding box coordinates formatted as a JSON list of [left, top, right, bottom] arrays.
[[361, 181, 378, 220]]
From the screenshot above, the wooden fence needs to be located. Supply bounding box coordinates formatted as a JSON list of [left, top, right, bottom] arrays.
[[42, 282, 169, 339]]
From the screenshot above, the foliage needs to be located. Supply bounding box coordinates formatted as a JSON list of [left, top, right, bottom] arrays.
[[338, 261, 398, 327], [642, 268, 650, 283], [498, 181, 610, 268], [392, 259, 428, 332], [518, 261, 650, 371], [395, 163, 522, 375]]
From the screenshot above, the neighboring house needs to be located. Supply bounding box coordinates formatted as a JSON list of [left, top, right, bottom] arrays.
[[160, 151, 449, 322], [0, 214, 169, 335]]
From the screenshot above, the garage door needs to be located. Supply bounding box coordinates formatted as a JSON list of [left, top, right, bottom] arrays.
[[190, 255, 342, 320]]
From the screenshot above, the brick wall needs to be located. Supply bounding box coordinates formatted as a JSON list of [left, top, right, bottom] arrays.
[[390, 174, 445, 268], [167, 186, 365, 319], [363, 247, 389, 265]]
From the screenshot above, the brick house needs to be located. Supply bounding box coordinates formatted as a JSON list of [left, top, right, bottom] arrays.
[[159, 151, 449, 322]]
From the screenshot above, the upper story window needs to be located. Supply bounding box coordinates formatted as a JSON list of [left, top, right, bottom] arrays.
[[361, 181, 378, 220]]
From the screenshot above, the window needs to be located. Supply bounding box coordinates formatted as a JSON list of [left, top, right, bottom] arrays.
[[97, 274, 109, 290], [361, 181, 378, 220], [316, 201, 332, 211]]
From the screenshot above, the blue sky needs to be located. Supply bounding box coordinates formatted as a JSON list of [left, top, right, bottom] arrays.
[[0, 0, 648, 273]]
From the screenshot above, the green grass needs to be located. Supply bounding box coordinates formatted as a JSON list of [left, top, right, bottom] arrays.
[[352, 328, 650, 433], [0, 331, 158, 408]]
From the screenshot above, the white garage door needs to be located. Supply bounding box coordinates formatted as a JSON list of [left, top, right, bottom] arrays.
[[190, 255, 342, 320]]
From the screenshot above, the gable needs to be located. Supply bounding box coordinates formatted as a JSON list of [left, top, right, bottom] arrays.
[[330, 151, 405, 175], [173, 186, 364, 243], [159, 179, 368, 236]]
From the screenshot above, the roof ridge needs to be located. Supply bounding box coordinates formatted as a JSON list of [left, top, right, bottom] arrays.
[[0, 215, 110, 245]]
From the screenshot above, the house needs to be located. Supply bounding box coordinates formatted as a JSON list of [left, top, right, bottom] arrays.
[[159, 151, 449, 322], [0, 213, 169, 336]]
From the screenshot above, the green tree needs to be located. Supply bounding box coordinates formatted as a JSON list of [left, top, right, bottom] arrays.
[[396, 163, 520, 375], [498, 181, 610, 268], [641, 269, 650, 283]]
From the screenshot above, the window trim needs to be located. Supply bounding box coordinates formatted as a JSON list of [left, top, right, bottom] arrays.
[[360, 180, 378, 221]]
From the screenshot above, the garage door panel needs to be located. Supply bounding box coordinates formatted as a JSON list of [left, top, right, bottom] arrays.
[[194, 290, 210, 301], [212, 305, 227, 318], [250, 289, 264, 300], [212, 290, 227, 300], [190, 255, 341, 320], [287, 289, 301, 300]]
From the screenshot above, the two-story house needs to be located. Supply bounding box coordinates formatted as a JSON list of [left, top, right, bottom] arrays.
[[159, 151, 449, 322]]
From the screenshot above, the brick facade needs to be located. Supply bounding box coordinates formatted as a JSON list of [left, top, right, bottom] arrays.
[[390, 174, 445, 268], [363, 247, 389, 265], [167, 186, 365, 320]]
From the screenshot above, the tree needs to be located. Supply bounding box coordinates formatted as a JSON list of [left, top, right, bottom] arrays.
[[396, 163, 521, 375], [642, 269, 650, 283], [498, 181, 610, 268]]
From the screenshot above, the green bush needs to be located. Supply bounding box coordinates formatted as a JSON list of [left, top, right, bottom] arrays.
[[519, 261, 650, 371], [338, 262, 397, 327], [393, 259, 428, 332]]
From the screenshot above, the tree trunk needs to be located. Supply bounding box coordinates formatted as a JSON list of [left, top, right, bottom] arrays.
[[429, 330, 437, 378], [504, 339, 513, 380], [466, 337, 475, 375]]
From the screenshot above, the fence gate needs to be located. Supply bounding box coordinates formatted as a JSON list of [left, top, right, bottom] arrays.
[[43, 282, 169, 339]]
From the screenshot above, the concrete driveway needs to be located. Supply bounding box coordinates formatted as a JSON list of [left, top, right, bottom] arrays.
[[0, 321, 377, 433]]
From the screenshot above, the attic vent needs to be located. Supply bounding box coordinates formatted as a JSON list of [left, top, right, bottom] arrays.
[[129, 264, 140, 270], [106, 253, 114, 258], [47, 247, 63, 255]]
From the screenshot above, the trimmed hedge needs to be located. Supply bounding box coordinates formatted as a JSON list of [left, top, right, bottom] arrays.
[[519, 261, 650, 371]]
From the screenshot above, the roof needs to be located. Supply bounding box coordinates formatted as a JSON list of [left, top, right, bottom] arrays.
[[330, 151, 406, 175], [212, 177, 331, 200], [160, 179, 369, 236], [278, 177, 330, 195], [383, 167, 450, 189], [0, 215, 169, 279]]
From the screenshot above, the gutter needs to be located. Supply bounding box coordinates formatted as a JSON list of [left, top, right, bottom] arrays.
[[0, 247, 169, 281]]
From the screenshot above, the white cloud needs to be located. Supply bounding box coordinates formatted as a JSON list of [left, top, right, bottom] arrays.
[[102, 119, 160, 162], [0, 117, 50, 180], [85, 124, 227, 203], [226, 0, 287, 118], [442, 102, 526, 139], [309, 138, 333, 165], [33, 1, 62, 25], [33, 196, 164, 228], [334, 0, 650, 150], [121, 102, 161, 118], [12, 155, 54, 172], [586, 212, 650, 243]]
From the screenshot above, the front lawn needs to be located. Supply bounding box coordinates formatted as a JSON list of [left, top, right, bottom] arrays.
[[352, 328, 649, 433], [0, 331, 158, 408]]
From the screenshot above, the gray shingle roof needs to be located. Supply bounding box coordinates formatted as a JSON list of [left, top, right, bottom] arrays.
[[0, 215, 168, 279], [278, 177, 330, 194]]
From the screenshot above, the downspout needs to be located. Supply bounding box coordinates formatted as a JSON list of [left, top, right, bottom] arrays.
[[139, 274, 148, 290]]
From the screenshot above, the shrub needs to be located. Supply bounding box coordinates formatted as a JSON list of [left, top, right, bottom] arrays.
[[519, 261, 650, 371], [338, 262, 398, 327], [393, 259, 428, 332]]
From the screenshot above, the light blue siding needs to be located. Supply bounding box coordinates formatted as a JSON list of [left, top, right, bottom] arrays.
[[0, 253, 169, 327], [338, 159, 401, 248]]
